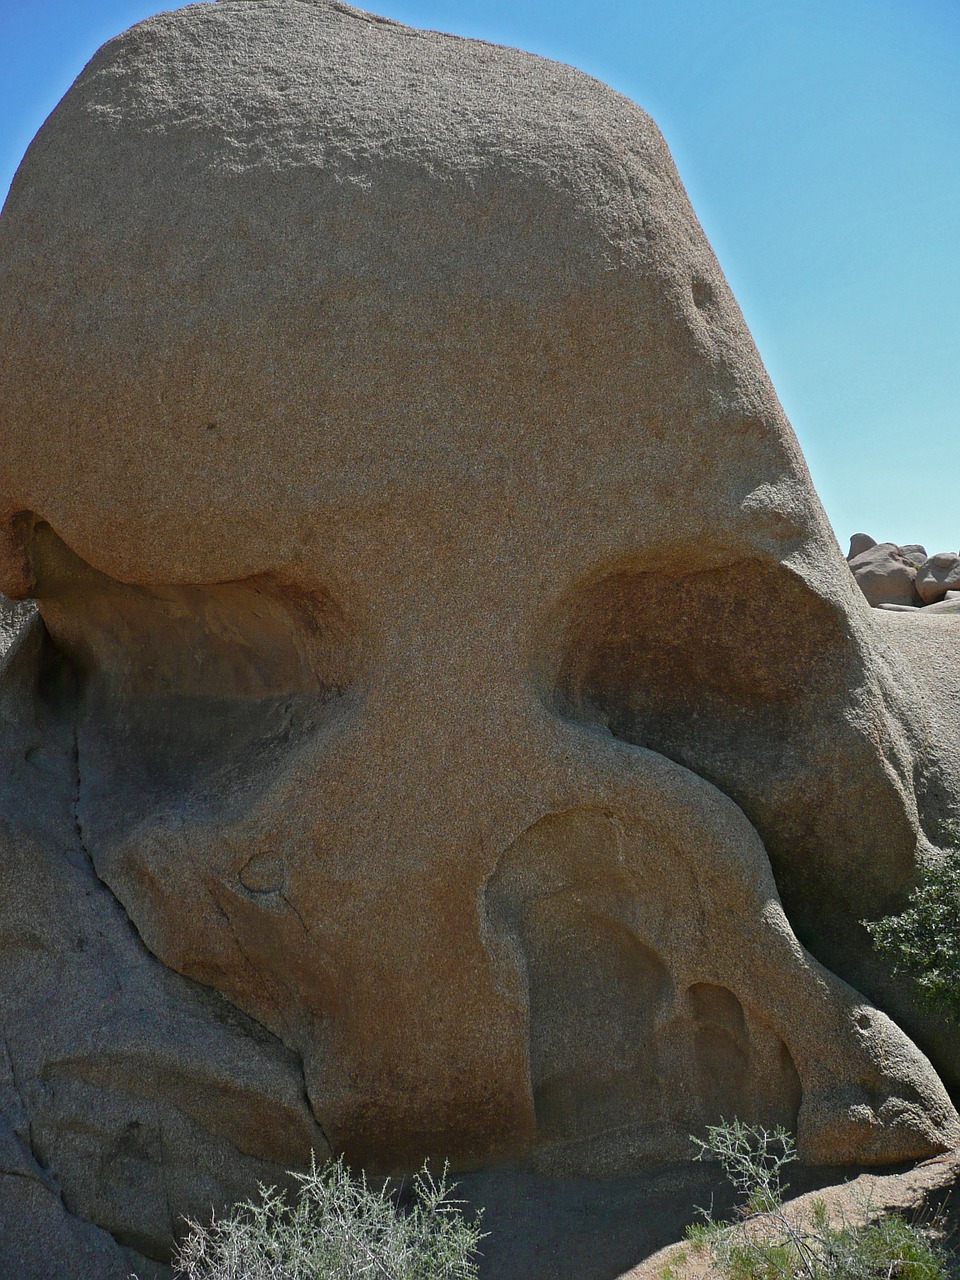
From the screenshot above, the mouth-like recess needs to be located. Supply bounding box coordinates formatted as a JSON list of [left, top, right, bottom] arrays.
[[483, 735, 959, 1175]]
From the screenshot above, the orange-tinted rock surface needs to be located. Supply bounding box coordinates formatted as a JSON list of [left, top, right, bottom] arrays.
[[0, 2, 958, 1272]]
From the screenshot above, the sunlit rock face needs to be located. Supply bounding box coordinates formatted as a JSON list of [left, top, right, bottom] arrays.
[[1, 1, 958, 1270], [845, 536, 960, 611]]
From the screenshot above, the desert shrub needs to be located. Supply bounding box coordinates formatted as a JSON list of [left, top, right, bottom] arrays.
[[684, 1119, 950, 1280], [865, 820, 960, 1020], [171, 1155, 484, 1280]]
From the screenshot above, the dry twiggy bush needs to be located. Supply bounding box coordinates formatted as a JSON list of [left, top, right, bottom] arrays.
[[164, 1155, 483, 1280]]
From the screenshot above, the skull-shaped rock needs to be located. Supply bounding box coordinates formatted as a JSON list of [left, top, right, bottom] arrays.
[[1, 1, 958, 1248]]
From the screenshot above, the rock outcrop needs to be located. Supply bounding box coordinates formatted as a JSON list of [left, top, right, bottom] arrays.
[[846, 535, 960, 613], [916, 552, 960, 604], [0, 2, 958, 1273], [846, 542, 921, 607], [847, 532, 878, 560]]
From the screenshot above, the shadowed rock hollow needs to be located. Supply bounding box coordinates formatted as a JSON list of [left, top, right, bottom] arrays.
[[1, 2, 959, 1274]]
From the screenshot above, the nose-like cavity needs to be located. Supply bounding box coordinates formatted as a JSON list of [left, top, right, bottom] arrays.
[[250, 589, 554, 1163]]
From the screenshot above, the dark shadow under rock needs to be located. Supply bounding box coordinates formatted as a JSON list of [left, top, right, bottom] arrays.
[[452, 1157, 911, 1280]]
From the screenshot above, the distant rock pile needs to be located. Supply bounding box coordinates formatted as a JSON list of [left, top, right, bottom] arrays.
[[847, 534, 960, 613]]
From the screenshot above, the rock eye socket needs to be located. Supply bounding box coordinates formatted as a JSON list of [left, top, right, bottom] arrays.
[[547, 559, 844, 753], [25, 520, 358, 844], [537, 556, 918, 954]]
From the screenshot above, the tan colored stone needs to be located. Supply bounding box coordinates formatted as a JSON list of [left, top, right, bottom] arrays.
[[848, 542, 920, 607], [916, 552, 960, 604], [847, 532, 877, 560], [899, 542, 928, 569], [0, 0, 958, 1267], [0, 606, 326, 1274], [623, 1150, 960, 1280]]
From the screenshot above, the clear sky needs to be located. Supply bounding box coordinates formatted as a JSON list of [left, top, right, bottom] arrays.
[[2, 0, 958, 555]]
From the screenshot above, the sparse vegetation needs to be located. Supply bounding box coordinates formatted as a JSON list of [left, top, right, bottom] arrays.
[[865, 820, 960, 1021], [682, 1119, 951, 1280], [169, 1154, 484, 1280]]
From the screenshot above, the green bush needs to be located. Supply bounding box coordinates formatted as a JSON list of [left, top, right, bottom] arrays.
[[170, 1155, 484, 1280], [865, 820, 960, 1020], [683, 1120, 950, 1280]]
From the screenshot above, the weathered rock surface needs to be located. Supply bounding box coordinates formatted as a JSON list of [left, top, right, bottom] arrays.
[[916, 551, 960, 604], [624, 1150, 960, 1280], [0, 607, 328, 1270], [847, 538, 960, 614], [899, 543, 928, 569], [847, 532, 878, 560], [926, 591, 960, 614], [0, 0, 958, 1270], [847, 542, 921, 607], [890, 594, 960, 616]]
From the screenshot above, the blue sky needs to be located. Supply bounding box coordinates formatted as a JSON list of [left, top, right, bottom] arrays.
[[2, 0, 958, 555]]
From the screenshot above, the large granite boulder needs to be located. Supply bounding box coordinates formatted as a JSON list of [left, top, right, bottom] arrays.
[[899, 543, 928, 570], [916, 552, 960, 604], [0, 1, 958, 1270], [847, 532, 877, 560], [847, 542, 921, 607]]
